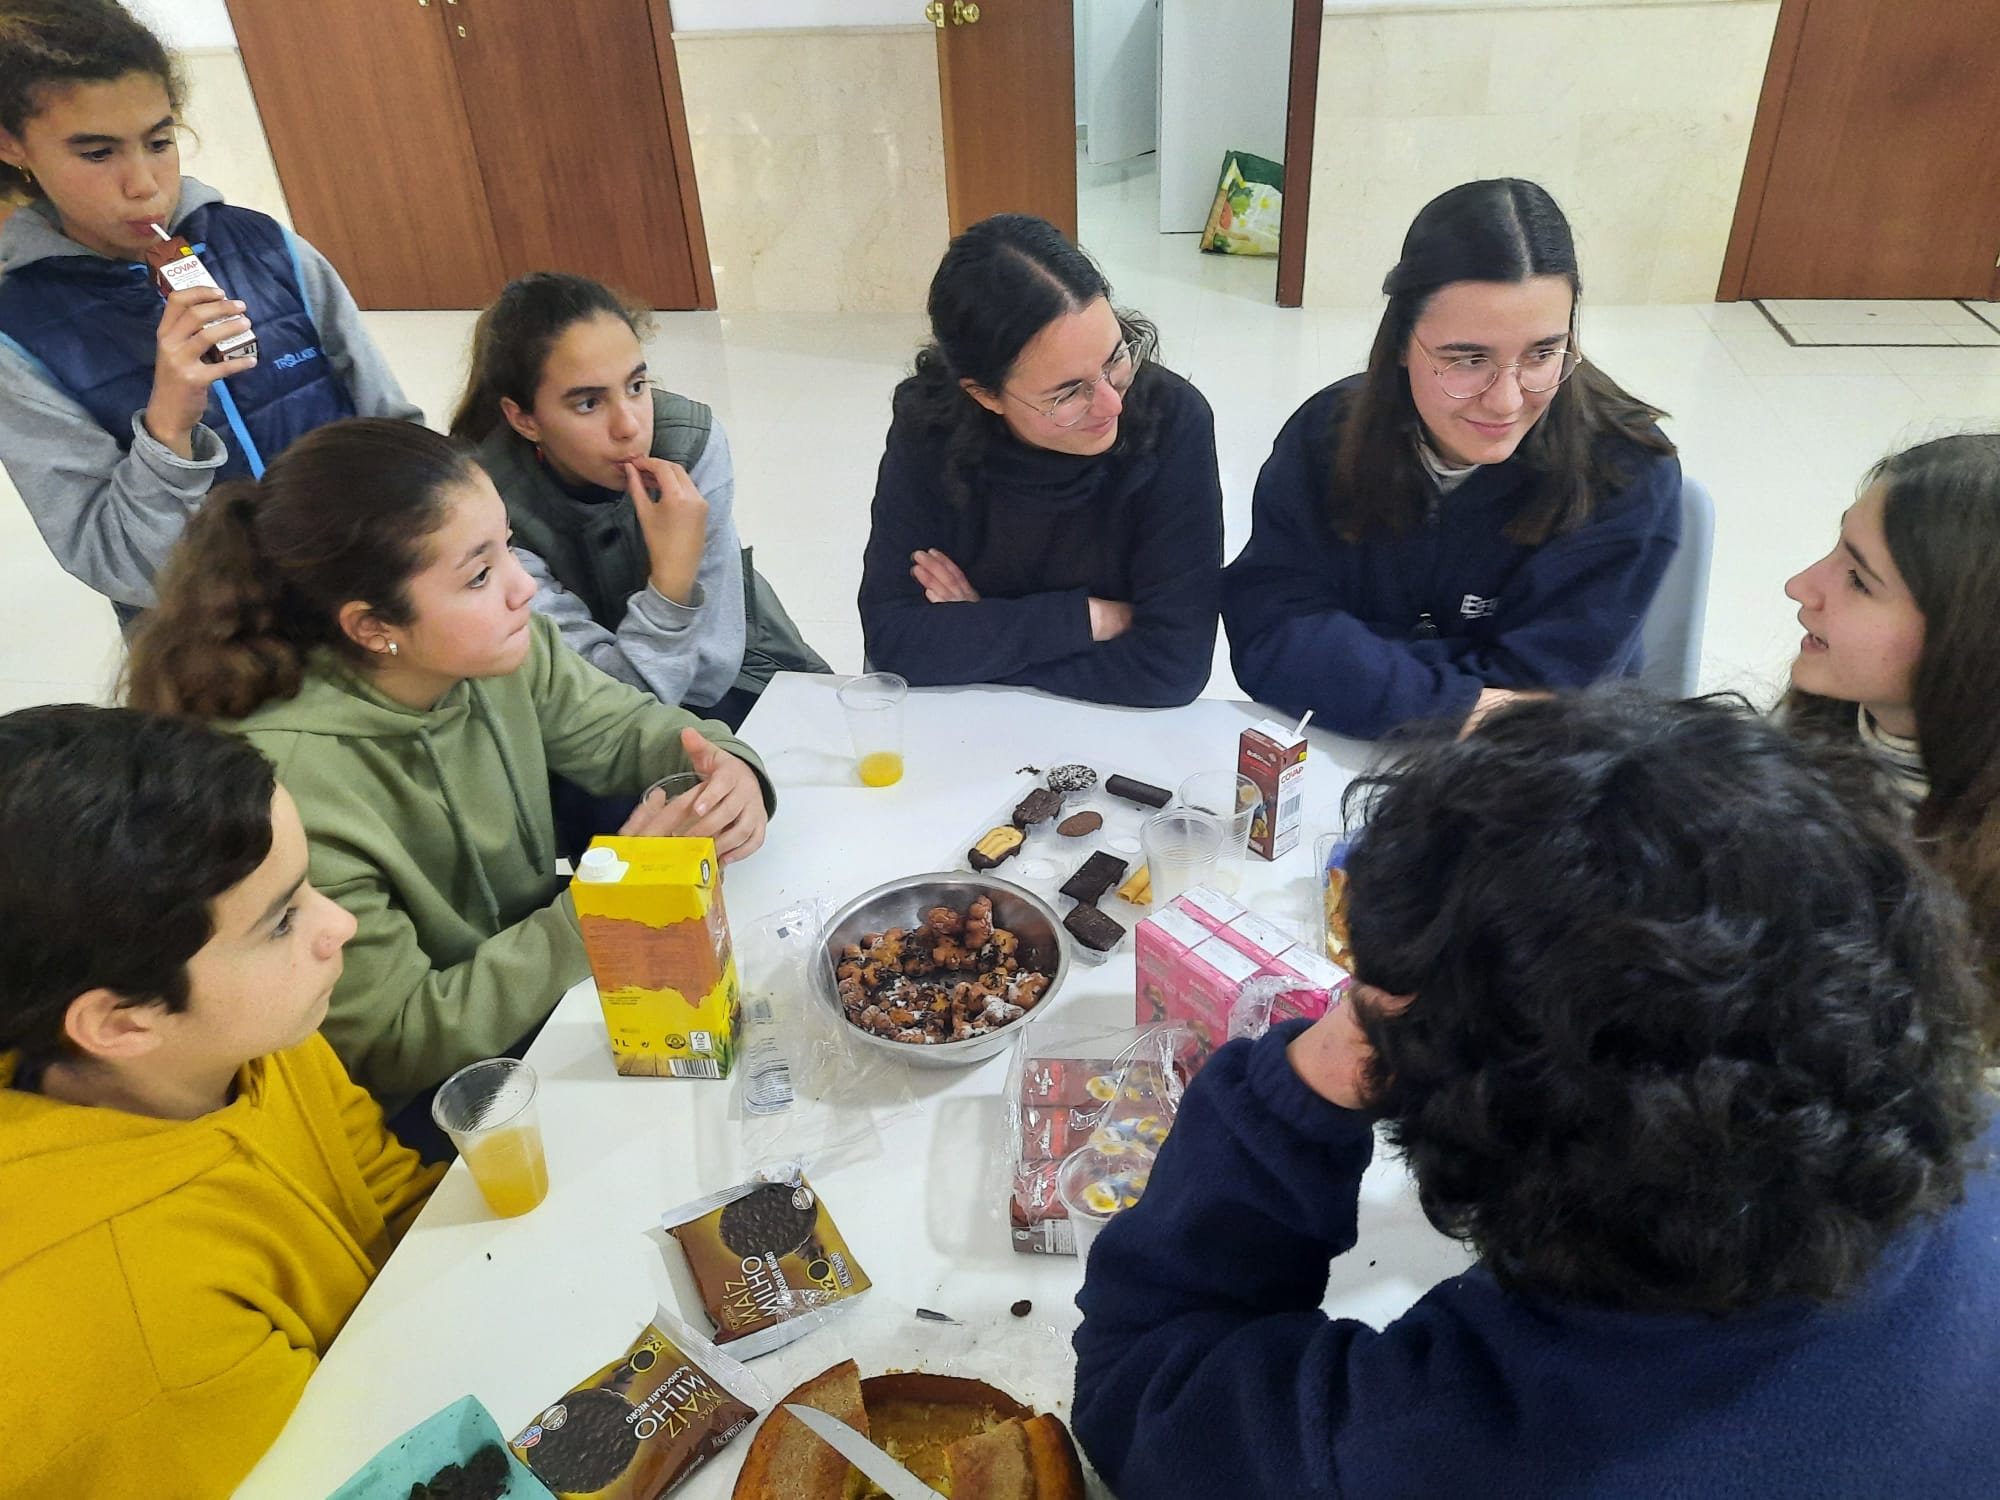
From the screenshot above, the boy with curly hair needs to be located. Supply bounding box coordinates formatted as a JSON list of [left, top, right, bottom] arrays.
[[1074, 689, 1998, 1498]]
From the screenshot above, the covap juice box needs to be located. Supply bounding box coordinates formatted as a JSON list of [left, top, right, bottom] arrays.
[[572, 837, 740, 1079]]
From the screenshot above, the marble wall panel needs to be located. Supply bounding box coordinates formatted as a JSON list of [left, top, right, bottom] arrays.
[[1304, 2, 1780, 307]]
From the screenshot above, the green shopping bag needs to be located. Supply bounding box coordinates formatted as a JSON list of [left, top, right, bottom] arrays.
[[1202, 149, 1283, 257]]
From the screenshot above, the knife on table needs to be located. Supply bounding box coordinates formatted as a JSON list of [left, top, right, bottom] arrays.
[[783, 1403, 944, 1500]]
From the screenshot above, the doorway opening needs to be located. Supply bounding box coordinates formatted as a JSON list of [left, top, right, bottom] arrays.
[[1071, 0, 1291, 308]]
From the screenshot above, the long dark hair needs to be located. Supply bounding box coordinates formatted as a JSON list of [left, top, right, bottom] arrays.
[[1332, 179, 1674, 544], [1787, 433, 2000, 1031], [124, 419, 477, 719], [0, 705, 275, 1087], [1342, 688, 1987, 1313], [895, 212, 1161, 507], [447, 271, 650, 445], [0, 0, 184, 204]]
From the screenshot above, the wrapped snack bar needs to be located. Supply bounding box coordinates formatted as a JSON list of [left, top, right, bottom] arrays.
[[509, 1306, 765, 1499], [663, 1164, 871, 1356]]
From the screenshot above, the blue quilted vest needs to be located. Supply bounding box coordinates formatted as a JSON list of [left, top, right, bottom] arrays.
[[0, 202, 355, 482]]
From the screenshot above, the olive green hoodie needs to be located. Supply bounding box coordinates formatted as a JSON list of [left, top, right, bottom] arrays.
[[226, 612, 774, 1106]]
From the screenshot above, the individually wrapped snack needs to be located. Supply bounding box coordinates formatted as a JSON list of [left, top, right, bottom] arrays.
[[509, 1305, 765, 1499], [1317, 834, 1354, 970], [662, 1163, 871, 1356], [1003, 1023, 1187, 1255]]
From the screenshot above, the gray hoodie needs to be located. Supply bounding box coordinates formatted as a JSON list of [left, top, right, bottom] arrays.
[[0, 178, 422, 610]]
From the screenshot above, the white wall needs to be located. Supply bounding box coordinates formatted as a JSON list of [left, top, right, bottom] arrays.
[[128, 0, 237, 50], [129, 0, 920, 49], [1157, 0, 1290, 231]]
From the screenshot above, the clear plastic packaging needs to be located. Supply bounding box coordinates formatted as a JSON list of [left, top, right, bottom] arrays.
[[1001, 1021, 1189, 1256], [731, 900, 917, 1172], [1227, 971, 1346, 1046]]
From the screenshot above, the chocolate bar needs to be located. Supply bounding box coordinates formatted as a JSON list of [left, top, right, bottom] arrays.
[[1012, 786, 1063, 828], [1063, 903, 1126, 952], [1059, 851, 1127, 904], [1104, 774, 1171, 808]]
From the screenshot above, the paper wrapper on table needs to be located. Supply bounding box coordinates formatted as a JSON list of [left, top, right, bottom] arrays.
[[1201, 149, 1283, 257], [662, 1164, 872, 1357], [1136, 889, 1350, 1074], [1004, 1023, 1186, 1255], [1239, 718, 1308, 860], [572, 836, 741, 1079], [509, 1305, 766, 1499]]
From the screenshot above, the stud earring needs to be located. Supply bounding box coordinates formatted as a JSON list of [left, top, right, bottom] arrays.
[[379, 641, 398, 657]]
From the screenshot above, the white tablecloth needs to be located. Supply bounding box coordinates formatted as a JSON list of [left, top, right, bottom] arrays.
[[235, 675, 1473, 1498]]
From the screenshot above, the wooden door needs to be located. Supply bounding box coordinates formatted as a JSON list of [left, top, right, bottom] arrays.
[[1720, 0, 2000, 301], [934, 0, 1078, 239], [225, 0, 507, 309], [441, 0, 712, 308]]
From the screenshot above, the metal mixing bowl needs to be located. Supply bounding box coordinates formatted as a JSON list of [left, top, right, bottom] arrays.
[[818, 872, 1069, 1068]]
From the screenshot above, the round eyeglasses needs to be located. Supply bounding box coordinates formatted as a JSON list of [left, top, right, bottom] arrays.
[[1414, 338, 1583, 400], [1006, 340, 1141, 428]]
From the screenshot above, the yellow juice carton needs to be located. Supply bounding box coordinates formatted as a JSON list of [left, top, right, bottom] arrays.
[[571, 836, 740, 1079]]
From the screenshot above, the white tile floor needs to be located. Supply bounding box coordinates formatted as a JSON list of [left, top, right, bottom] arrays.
[[1759, 298, 2000, 348], [5, 154, 2000, 719]]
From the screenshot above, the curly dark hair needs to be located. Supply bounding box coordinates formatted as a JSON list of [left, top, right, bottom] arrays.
[[893, 212, 1162, 508], [1340, 687, 1990, 1315], [0, 1, 184, 204], [0, 705, 275, 1087]]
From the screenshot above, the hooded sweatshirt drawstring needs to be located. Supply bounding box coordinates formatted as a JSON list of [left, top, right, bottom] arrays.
[[412, 683, 552, 932], [415, 726, 503, 931], [472, 681, 550, 874]]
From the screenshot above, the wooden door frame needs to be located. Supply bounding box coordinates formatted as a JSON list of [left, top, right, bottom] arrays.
[[1277, 0, 1322, 308], [1714, 0, 1811, 302], [646, 0, 716, 309]]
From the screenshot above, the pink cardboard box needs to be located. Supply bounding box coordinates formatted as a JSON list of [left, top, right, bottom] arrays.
[[1136, 889, 1349, 1074]]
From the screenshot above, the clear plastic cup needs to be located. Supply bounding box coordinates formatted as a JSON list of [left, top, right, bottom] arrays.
[[1057, 1146, 1152, 1266], [838, 672, 907, 788], [1141, 807, 1226, 906], [644, 771, 704, 805], [431, 1058, 549, 1218], [1176, 771, 1260, 894]]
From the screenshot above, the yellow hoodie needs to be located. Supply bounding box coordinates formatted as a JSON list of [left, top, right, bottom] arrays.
[[0, 1035, 441, 1498]]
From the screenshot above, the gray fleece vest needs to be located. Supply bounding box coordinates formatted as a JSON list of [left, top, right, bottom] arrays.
[[479, 388, 712, 629]]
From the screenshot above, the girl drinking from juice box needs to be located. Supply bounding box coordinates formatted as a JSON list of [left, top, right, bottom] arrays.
[[0, 0, 421, 622]]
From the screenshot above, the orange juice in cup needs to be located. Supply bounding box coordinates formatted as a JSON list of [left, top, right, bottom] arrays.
[[839, 673, 907, 788], [857, 750, 904, 786], [458, 1124, 549, 1217], [431, 1058, 549, 1218]]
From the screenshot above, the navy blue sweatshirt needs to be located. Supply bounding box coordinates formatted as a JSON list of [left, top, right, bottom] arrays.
[[858, 366, 1223, 707], [1222, 378, 1681, 738], [1072, 1022, 2000, 1500]]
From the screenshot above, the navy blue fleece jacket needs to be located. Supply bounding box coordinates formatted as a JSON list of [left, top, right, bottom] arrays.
[[1072, 1022, 2000, 1500], [857, 366, 1222, 707], [1222, 379, 1680, 738]]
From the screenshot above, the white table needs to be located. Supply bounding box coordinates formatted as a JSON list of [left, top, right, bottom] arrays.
[[235, 677, 1473, 1498]]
